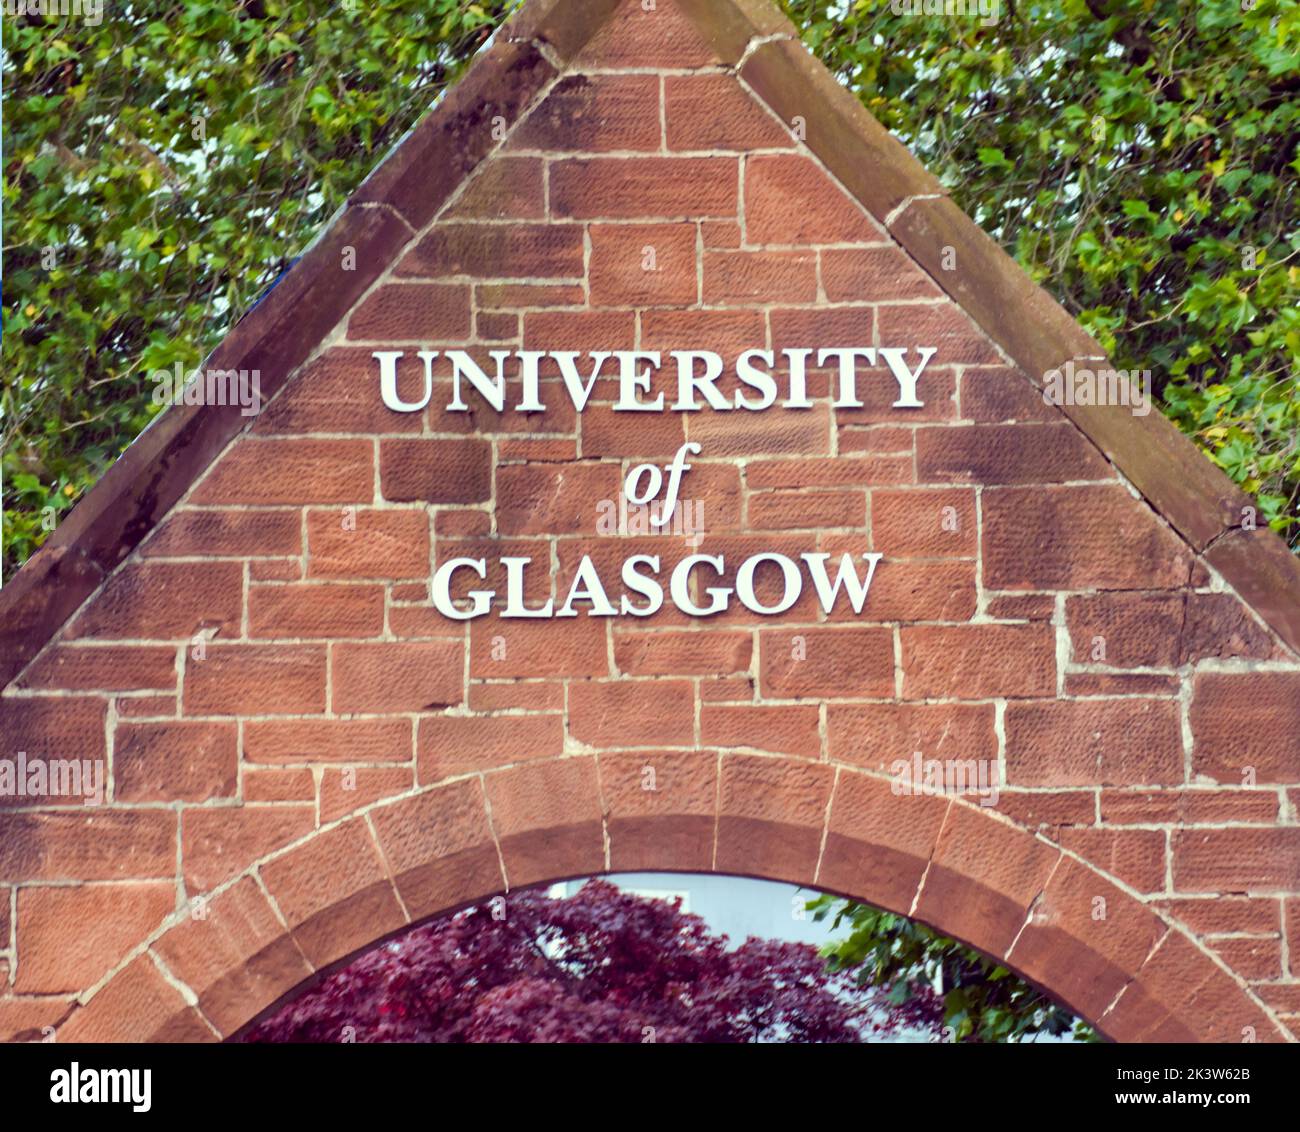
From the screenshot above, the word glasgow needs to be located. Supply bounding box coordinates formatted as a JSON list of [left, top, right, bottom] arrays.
[[430, 551, 885, 620]]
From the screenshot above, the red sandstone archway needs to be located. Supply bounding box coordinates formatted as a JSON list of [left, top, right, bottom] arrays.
[[2, 0, 1298, 1045], [42, 754, 1284, 1044]]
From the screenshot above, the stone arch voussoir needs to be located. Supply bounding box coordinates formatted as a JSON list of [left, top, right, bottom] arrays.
[[45, 753, 1286, 1044]]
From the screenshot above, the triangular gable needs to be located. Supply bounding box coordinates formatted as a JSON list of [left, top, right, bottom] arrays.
[[1, 0, 1295, 680]]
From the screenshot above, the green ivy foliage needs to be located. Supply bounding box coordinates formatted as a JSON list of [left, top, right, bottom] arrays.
[[2, 0, 516, 578], [784, 0, 1300, 544], [808, 895, 1098, 1042]]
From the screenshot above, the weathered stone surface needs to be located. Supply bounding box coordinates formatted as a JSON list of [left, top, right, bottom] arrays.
[[1, 0, 1295, 1048]]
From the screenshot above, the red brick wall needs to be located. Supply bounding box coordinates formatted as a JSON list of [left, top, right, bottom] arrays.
[[2, 0, 1298, 1043]]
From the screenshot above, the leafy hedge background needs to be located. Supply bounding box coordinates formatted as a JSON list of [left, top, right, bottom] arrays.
[[2, 0, 508, 577], [3, 0, 1298, 580]]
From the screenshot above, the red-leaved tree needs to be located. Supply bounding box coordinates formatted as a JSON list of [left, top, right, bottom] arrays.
[[241, 880, 943, 1043]]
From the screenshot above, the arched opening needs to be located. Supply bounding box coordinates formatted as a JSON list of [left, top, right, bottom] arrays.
[[233, 871, 1094, 1043], [52, 756, 1271, 1044]]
